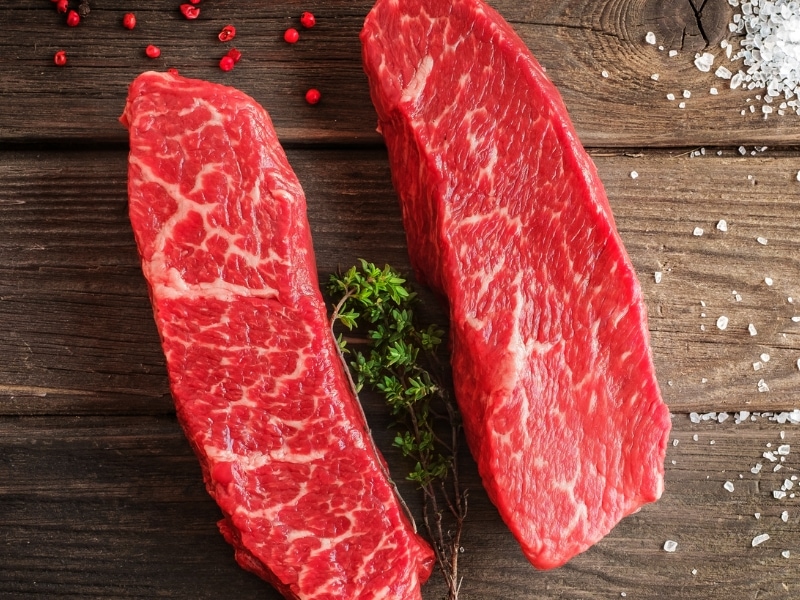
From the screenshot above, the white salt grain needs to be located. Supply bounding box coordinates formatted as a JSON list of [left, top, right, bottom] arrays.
[[764, 451, 777, 462], [669, 49, 678, 57], [782, 550, 791, 558], [654, 271, 663, 283], [663, 540, 678, 552], [683, 89, 692, 98], [692, 569, 698, 575], [630, 170, 639, 179], [717, 219, 728, 231], [651, 73, 660, 81], [690, 412, 701, 423], [796, 170, 800, 182], [793, 317, 800, 323], [755, 512, 761, 520], [758, 379, 770, 392], [710, 87, 719, 95], [782, 511, 789, 522], [695, 52, 715, 72], [693, 434, 700, 442], [752, 463, 763, 474], [715, 65, 733, 79], [778, 445, 791, 455], [667, 93, 676, 101], [757, 236, 768, 245], [718, 412, 729, 423], [749, 323, 758, 336], [753, 361, 763, 371], [645, 31, 656, 44], [752, 533, 770, 547], [774, 490, 787, 499], [739, 146, 747, 155], [724, 481, 735, 492], [602, 70, 609, 78], [765, 277, 774, 286], [679, 101, 686, 109], [797, 358, 800, 371], [693, 227, 704, 236], [717, 316, 729, 330], [673, 439, 679, 447]]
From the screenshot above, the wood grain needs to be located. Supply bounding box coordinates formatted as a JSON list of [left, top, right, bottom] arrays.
[[3, 0, 800, 147], [1, 149, 798, 415], [2, 414, 799, 599]]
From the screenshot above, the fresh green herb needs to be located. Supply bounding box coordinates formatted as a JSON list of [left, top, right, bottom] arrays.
[[328, 260, 466, 600]]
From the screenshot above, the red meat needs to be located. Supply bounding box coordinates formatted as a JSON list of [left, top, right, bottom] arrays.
[[121, 71, 433, 599], [361, 0, 672, 569]]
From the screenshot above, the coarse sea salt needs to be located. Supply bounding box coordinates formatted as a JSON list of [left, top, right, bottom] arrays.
[[663, 540, 678, 552], [630, 170, 639, 179], [724, 481, 735, 492], [654, 271, 663, 283], [717, 315, 729, 330], [752, 533, 770, 547], [693, 227, 704, 236]]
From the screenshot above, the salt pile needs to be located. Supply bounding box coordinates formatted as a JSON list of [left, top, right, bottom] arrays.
[[725, 0, 800, 114]]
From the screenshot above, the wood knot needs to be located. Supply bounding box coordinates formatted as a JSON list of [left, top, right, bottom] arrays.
[[647, 0, 732, 51]]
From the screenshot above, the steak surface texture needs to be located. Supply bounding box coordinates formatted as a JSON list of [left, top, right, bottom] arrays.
[[121, 71, 433, 599], [361, 0, 672, 569]]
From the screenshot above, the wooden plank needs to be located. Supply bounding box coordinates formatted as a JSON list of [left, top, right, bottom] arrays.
[[1, 414, 799, 599], [1, 149, 799, 414], [3, 1, 800, 146]]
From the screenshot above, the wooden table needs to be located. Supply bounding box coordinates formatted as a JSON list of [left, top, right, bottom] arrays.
[[2, 1, 799, 598]]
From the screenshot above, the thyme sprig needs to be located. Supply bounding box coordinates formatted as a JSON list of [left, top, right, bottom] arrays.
[[328, 260, 467, 600]]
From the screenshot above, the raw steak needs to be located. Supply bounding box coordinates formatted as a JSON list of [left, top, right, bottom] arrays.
[[361, 0, 672, 569], [121, 71, 433, 599]]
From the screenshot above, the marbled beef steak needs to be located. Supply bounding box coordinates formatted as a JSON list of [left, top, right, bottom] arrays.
[[361, 0, 672, 569], [121, 71, 433, 599]]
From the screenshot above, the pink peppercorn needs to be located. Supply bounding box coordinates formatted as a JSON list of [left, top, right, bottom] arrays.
[[305, 88, 321, 105], [54, 50, 67, 66], [284, 28, 299, 44], [122, 13, 136, 30], [300, 11, 316, 28], [145, 45, 161, 59], [66, 9, 80, 26], [219, 55, 235, 72]]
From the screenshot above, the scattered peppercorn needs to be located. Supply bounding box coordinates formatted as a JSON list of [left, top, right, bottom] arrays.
[[218, 25, 236, 42], [145, 45, 161, 59], [227, 48, 242, 63], [180, 4, 200, 19], [305, 88, 321, 105], [53, 50, 67, 67], [77, 0, 90, 18], [284, 28, 300, 44], [300, 11, 316, 28], [122, 13, 136, 30], [219, 55, 235, 72], [56, 0, 68, 14], [66, 9, 80, 26]]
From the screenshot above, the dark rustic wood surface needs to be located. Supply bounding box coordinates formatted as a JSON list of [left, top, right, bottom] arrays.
[[1, 1, 800, 599]]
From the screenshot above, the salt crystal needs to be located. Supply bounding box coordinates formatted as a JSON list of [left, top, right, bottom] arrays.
[[760, 353, 770, 363], [784, 479, 794, 490], [752, 463, 763, 474], [778, 444, 790, 455], [673, 439, 679, 446], [683, 90, 692, 98], [782, 550, 791, 558], [793, 317, 800, 323], [755, 512, 761, 519], [693, 434, 699, 441], [752, 533, 770, 546], [715, 65, 733, 79], [663, 540, 678, 552], [654, 271, 662, 283], [765, 277, 773, 286], [731, 72, 744, 89], [669, 49, 678, 57], [602, 70, 609, 78], [782, 511, 789, 522], [695, 52, 715, 72], [797, 358, 800, 371], [775, 464, 784, 472], [693, 227, 704, 236], [724, 481, 735, 492], [690, 412, 701, 423], [739, 146, 747, 155], [757, 236, 768, 245], [758, 379, 769, 392], [645, 32, 656, 44], [717, 219, 728, 231], [749, 323, 758, 336], [679, 101, 686, 109], [718, 412, 729, 424], [716, 316, 729, 330], [753, 361, 763, 371], [651, 73, 660, 81], [667, 93, 675, 101], [774, 490, 787, 499], [710, 87, 719, 95], [692, 569, 698, 575], [796, 170, 800, 182], [764, 451, 777, 462]]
